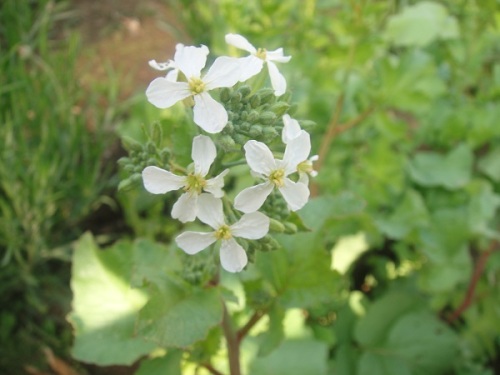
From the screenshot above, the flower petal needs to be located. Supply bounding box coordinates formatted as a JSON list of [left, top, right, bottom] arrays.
[[282, 114, 302, 143], [192, 135, 216, 176], [148, 59, 174, 71], [266, 61, 287, 96], [266, 48, 292, 63], [204, 169, 229, 198], [279, 178, 310, 211], [165, 69, 179, 82], [174, 44, 209, 78], [142, 166, 185, 194], [146, 78, 191, 108], [283, 130, 311, 175], [231, 212, 269, 239], [244, 140, 276, 175], [220, 238, 248, 273], [176, 231, 216, 255], [234, 182, 274, 213], [225, 33, 257, 54], [171, 192, 198, 223], [203, 56, 241, 90], [236, 55, 264, 82], [193, 92, 228, 133], [197, 193, 226, 229]]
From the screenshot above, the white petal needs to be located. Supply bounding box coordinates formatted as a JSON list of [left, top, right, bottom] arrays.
[[146, 78, 191, 108], [234, 182, 274, 213], [220, 238, 248, 273], [176, 231, 216, 255], [282, 114, 302, 143], [174, 44, 209, 78], [197, 193, 225, 229], [142, 166, 185, 194], [171, 192, 198, 223], [298, 172, 310, 185], [283, 130, 311, 175], [204, 169, 229, 198], [148, 59, 174, 71], [203, 56, 242, 90], [266, 48, 292, 63], [236, 55, 264, 82], [244, 140, 276, 175], [225, 33, 257, 54], [193, 92, 228, 133], [267, 61, 287, 96], [231, 212, 269, 239], [192, 135, 216, 176], [165, 69, 179, 82], [279, 178, 310, 211]]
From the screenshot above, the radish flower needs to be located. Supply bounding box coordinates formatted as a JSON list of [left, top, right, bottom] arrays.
[[146, 44, 240, 133], [142, 135, 228, 222], [234, 131, 311, 213], [225, 33, 291, 96], [176, 194, 270, 273]]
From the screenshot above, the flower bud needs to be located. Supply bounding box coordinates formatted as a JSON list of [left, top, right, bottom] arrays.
[[259, 111, 277, 125], [218, 135, 236, 151], [220, 87, 231, 103], [269, 218, 286, 233], [233, 134, 248, 145], [121, 136, 142, 152], [249, 125, 263, 138], [231, 92, 242, 105], [146, 141, 156, 154], [249, 94, 261, 108], [247, 110, 259, 123], [258, 88, 275, 104], [240, 122, 251, 131], [117, 157, 131, 167], [160, 148, 170, 163], [224, 121, 234, 133], [237, 85, 251, 98], [284, 222, 298, 234], [270, 102, 290, 117]]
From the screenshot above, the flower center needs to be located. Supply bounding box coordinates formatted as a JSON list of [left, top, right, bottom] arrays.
[[268, 168, 285, 187], [255, 48, 267, 60], [297, 160, 313, 174], [189, 77, 206, 94], [185, 173, 206, 194], [215, 224, 232, 240]]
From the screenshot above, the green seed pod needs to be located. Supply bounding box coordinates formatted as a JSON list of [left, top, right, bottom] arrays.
[[269, 218, 286, 233], [258, 88, 275, 104], [121, 136, 142, 152], [220, 87, 231, 103], [237, 85, 251, 99], [249, 94, 261, 108], [270, 102, 290, 117], [249, 125, 263, 138], [284, 222, 298, 234], [260, 111, 277, 125]]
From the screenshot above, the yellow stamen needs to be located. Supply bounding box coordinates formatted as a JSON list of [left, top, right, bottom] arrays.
[[215, 225, 232, 240], [269, 169, 285, 187], [189, 78, 206, 94], [184, 173, 206, 194], [297, 160, 313, 174], [255, 48, 267, 60]]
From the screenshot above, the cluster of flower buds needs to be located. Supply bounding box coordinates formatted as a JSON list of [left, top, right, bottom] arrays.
[[140, 34, 317, 273]]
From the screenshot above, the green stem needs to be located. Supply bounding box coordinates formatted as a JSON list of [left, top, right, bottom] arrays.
[[221, 159, 247, 168], [221, 303, 241, 375]]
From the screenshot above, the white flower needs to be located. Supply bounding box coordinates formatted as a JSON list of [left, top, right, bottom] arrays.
[[225, 33, 291, 96], [148, 43, 191, 82], [176, 194, 270, 273], [146, 44, 240, 133], [141, 135, 228, 223], [282, 114, 318, 183], [234, 131, 311, 213]]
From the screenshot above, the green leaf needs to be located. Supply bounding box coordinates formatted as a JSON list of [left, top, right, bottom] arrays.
[[135, 350, 183, 375], [255, 303, 285, 357], [478, 146, 500, 182], [249, 339, 329, 375], [384, 2, 459, 47], [409, 143, 473, 189], [137, 284, 222, 348], [69, 233, 156, 365]]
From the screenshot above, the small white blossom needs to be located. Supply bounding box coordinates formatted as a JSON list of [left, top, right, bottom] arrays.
[[282, 114, 318, 183], [146, 44, 240, 133], [142, 135, 228, 223], [176, 194, 270, 273], [234, 131, 311, 213], [225, 33, 291, 96]]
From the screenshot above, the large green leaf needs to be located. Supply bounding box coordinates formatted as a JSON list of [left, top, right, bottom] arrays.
[[69, 233, 156, 365], [384, 2, 459, 47], [409, 143, 473, 189], [137, 283, 223, 348], [135, 350, 183, 375]]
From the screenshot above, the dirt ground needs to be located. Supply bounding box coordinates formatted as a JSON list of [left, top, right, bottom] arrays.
[[72, 0, 189, 98]]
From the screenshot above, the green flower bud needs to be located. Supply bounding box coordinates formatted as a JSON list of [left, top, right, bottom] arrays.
[[118, 177, 136, 191], [160, 148, 170, 163], [224, 121, 234, 133], [218, 135, 237, 151], [270, 102, 290, 117], [121, 136, 142, 152], [299, 120, 317, 130], [117, 157, 131, 167], [237, 85, 251, 99], [231, 92, 242, 105], [269, 218, 286, 233], [260, 111, 277, 125], [228, 111, 238, 121], [146, 141, 156, 154], [124, 164, 135, 173], [284, 222, 298, 234], [262, 127, 279, 138], [147, 158, 157, 166], [249, 94, 261, 108], [233, 134, 248, 145], [220, 87, 231, 103], [247, 110, 259, 123], [240, 122, 251, 131], [240, 110, 248, 121], [249, 125, 263, 138], [258, 88, 275, 104]]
